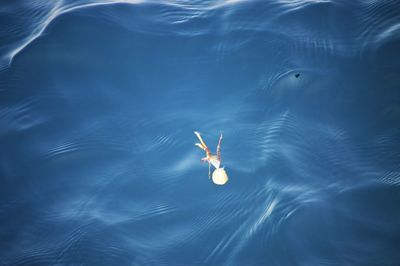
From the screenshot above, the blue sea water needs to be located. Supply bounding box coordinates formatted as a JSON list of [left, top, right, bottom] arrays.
[[1, 0, 400, 265]]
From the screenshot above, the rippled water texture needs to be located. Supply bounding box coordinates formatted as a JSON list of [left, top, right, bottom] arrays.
[[1, 0, 400, 265]]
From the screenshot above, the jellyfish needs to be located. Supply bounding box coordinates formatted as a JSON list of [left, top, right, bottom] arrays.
[[194, 131, 229, 185]]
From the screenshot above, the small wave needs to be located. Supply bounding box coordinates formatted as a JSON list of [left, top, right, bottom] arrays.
[[0, 0, 379, 69], [142, 134, 178, 153], [1, 0, 145, 68], [42, 138, 128, 160], [0, 95, 59, 135], [356, 0, 400, 55], [378, 170, 400, 186]]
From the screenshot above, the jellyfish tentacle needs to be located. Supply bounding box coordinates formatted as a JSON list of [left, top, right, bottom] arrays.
[[195, 143, 206, 150], [194, 131, 211, 157], [217, 133, 223, 162]]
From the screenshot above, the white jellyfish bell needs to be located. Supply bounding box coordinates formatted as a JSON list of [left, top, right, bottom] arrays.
[[212, 167, 229, 185], [194, 131, 229, 185]]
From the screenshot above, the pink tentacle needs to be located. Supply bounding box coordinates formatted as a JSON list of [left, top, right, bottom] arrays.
[[217, 133, 223, 162]]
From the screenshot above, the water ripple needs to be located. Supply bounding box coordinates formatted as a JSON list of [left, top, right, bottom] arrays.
[[3, 0, 398, 69], [356, 0, 400, 53], [0, 95, 58, 134]]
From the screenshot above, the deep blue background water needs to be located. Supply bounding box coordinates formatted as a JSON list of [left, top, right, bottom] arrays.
[[1, 0, 400, 265]]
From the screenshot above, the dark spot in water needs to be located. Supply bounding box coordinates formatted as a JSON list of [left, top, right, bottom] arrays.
[[295, 73, 300, 78]]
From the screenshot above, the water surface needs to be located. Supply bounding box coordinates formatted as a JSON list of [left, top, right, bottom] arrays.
[[1, 0, 400, 265]]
